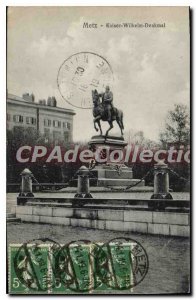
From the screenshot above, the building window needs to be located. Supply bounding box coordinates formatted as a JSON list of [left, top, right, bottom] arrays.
[[7, 114, 11, 121], [44, 119, 51, 127], [53, 131, 62, 142], [63, 122, 71, 130], [44, 128, 50, 136], [26, 117, 36, 125], [13, 115, 23, 123], [53, 120, 61, 128], [64, 132, 70, 142], [13, 126, 23, 133]]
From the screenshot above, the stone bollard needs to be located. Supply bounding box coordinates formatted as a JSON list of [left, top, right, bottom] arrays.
[[19, 168, 34, 198], [151, 161, 173, 200], [74, 166, 93, 199]]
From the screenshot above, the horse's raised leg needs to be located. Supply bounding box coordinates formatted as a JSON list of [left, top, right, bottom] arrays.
[[94, 119, 98, 131], [120, 122, 123, 136], [105, 121, 113, 137], [120, 114, 124, 136], [97, 120, 102, 135], [116, 119, 123, 136], [116, 112, 124, 136]]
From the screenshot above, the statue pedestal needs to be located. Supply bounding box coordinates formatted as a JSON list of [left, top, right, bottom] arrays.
[[89, 135, 127, 148], [88, 135, 143, 188], [89, 135, 127, 164]]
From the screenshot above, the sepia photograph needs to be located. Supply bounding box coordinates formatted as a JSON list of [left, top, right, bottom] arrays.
[[6, 6, 190, 294]]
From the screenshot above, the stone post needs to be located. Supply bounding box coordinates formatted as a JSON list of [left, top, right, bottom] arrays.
[[151, 161, 173, 199], [19, 168, 34, 197], [74, 166, 93, 199]]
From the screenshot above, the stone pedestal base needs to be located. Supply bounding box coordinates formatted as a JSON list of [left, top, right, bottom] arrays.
[[90, 164, 144, 187], [89, 135, 127, 149], [88, 135, 144, 187]]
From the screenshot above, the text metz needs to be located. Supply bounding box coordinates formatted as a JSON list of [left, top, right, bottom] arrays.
[[83, 22, 97, 28]]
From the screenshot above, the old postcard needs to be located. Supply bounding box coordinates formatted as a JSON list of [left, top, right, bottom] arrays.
[[6, 6, 190, 294]]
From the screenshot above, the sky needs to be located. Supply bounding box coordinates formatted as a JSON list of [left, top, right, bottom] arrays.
[[7, 6, 190, 142]]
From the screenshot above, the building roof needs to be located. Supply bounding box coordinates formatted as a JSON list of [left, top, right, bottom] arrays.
[[7, 93, 76, 116]]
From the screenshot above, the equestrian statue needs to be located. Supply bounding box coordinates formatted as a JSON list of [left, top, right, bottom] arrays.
[[92, 86, 124, 137]]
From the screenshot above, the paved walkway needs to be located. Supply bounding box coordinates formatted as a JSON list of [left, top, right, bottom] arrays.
[[7, 222, 190, 294]]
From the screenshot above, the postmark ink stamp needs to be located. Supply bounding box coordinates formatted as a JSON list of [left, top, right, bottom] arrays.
[[11, 238, 61, 294], [95, 237, 149, 290], [9, 237, 148, 294], [57, 52, 114, 109]]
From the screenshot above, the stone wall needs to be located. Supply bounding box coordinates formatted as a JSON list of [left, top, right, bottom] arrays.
[[14, 204, 190, 237]]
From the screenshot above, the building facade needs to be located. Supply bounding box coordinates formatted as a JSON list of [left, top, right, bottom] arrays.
[[7, 93, 75, 143]]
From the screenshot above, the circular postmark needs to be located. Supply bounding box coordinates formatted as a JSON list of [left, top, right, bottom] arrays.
[[95, 237, 149, 290], [57, 52, 114, 109], [13, 237, 148, 293], [13, 238, 61, 292], [55, 239, 104, 292]]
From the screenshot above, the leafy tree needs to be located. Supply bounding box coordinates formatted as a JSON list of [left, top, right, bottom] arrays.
[[160, 104, 190, 147], [159, 104, 190, 192]]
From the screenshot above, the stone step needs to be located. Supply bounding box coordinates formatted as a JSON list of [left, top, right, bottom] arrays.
[[43, 186, 153, 193], [97, 178, 145, 187], [6, 217, 21, 223], [6, 213, 16, 218]]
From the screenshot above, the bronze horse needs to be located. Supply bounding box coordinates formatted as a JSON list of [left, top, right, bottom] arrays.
[[92, 89, 124, 137]]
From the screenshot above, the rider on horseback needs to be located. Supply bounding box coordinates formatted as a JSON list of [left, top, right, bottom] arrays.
[[100, 86, 114, 122], [92, 87, 124, 136]]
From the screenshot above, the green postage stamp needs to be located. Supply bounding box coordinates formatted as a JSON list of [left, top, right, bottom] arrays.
[[9, 239, 148, 294]]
